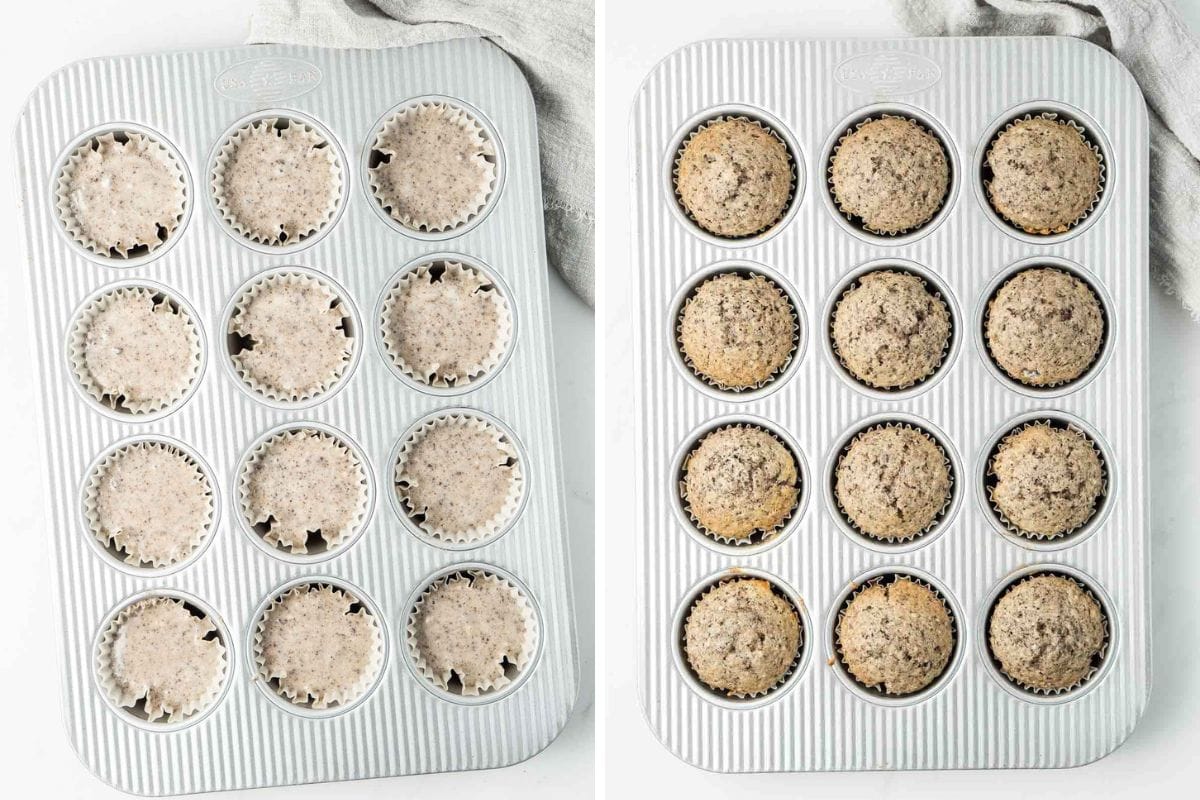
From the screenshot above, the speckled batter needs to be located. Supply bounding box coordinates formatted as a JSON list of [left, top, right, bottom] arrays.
[[682, 426, 799, 541], [410, 572, 531, 695], [985, 268, 1104, 387], [257, 584, 381, 708], [369, 103, 496, 231], [989, 575, 1104, 691], [59, 132, 185, 257], [675, 118, 792, 237], [986, 117, 1101, 234], [835, 426, 950, 540], [830, 116, 948, 234], [831, 271, 951, 389], [90, 442, 211, 567], [837, 578, 953, 695], [77, 287, 198, 413], [243, 429, 365, 554], [678, 273, 795, 389], [396, 418, 520, 540], [684, 578, 800, 697], [381, 262, 509, 387], [990, 424, 1103, 537], [230, 273, 353, 401], [103, 597, 225, 722], [215, 118, 339, 245]]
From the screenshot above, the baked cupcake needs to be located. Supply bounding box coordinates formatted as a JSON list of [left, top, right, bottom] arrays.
[[836, 577, 953, 695], [57, 131, 186, 258], [683, 578, 800, 697], [674, 118, 792, 237], [380, 260, 512, 389], [831, 271, 951, 389], [985, 268, 1104, 387], [988, 574, 1105, 692], [678, 272, 796, 390], [70, 286, 201, 415], [256, 583, 383, 709], [681, 425, 799, 542], [990, 423, 1103, 538], [408, 571, 536, 696], [228, 271, 354, 402], [368, 102, 497, 232], [986, 116, 1101, 234], [830, 116, 948, 234], [85, 441, 213, 568], [98, 596, 226, 722], [212, 117, 341, 246], [240, 428, 368, 555], [394, 413, 524, 543], [835, 425, 951, 540]]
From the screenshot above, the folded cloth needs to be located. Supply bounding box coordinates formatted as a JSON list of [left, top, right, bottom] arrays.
[[895, 0, 1200, 319], [250, 0, 595, 306]]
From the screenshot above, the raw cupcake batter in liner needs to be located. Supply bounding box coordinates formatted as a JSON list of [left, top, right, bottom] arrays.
[[99, 596, 226, 722], [86, 441, 212, 568], [256, 583, 382, 709], [241, 428, 367, 555], [409, 571, 536, 696], [58, 131, 186, 258]]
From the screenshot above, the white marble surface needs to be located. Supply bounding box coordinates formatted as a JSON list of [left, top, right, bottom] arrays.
[[0, 1, 593, 796], [601, 0, 1200, 796]]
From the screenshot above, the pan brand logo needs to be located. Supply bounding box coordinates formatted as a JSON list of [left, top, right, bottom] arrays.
[[214, 57, 324, 103], [834, 51, 941, 96]]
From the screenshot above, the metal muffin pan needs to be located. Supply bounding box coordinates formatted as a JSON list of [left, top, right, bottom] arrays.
[[631, 37, 1148, 771], [15, 40, 577, 795]]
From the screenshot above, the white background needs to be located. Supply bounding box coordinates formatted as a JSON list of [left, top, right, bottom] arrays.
[[601, 0, 1200, 798], [0, 1, 593, 797]]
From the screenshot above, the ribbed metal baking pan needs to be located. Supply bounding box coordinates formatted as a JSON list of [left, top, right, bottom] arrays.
[[630, 36, 1149, 771], [14, 39, 578, 794]]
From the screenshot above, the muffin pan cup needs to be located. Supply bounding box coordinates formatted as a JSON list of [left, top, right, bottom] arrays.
[[16, 41, 577, 795], [632, 37, 1149, 772]]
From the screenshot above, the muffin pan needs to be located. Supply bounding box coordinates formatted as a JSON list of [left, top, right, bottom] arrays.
[[632, 37, 1148, 770], [16, 41, 577, 794]]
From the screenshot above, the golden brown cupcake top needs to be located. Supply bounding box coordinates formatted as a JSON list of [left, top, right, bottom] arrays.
[[830, 116, 948, 234], [985, 268, 1104, 387], [679, 273, 795, 390], [675, 118, 792, 237], [990, 424, 1103, 537], [684, 578, 800, 696], [835, 425, 950, 540], [682, 426, 799, 541], [986, 117, 1101, 234]]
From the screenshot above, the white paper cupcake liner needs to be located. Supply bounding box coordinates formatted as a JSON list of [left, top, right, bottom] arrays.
[[827, 113, 951, 236], [83, 440, 214, 568], [682, 576, 804, 700], [406, 569, 539, 696], [984, 419, 1108, 540], [367, 101, 498, 232], [69, 285, 203, 415], [393, 413, 525, 544], [834, 573, 957, 697], [986, 571, 1111, 696], [238, 428, 370, 555], [211, 116, 343, 247], [56, 130, 187, 259], [678, 423, 802, 547], [829, 269, 953, 391], [253, 583, 384, 709], [379, 260, 513, 389], [671, 115, 797, 239], [833, 422, 955, 543], [227, 270, 355, 403], [675, 271, 800, 393], [984, 111, 1106, 235], [96, 596, 228, 723]]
